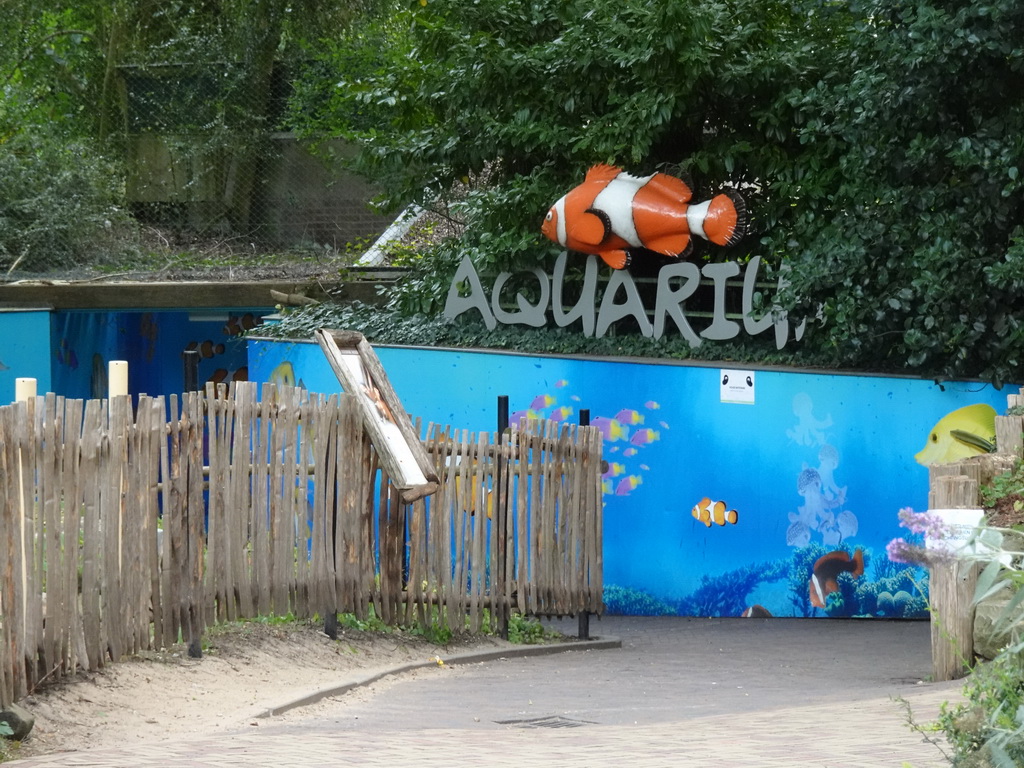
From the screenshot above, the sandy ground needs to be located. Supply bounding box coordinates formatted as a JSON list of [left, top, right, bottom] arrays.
[[8, 619, 516, 760]]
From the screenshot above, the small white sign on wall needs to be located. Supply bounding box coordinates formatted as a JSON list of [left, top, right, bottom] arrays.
[[720, 369, 755, 405]]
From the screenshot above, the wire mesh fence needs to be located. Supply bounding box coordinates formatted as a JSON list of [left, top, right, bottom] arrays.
[[118, 63, 393, 255], [1, 61, 395, 275]]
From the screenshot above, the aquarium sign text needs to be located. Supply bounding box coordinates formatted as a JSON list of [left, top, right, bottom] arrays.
[[443, 252, 805, 350]]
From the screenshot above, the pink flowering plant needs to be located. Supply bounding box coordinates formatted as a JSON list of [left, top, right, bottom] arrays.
[[905, 504, 1024, 766], [885, 507, 957, 567]]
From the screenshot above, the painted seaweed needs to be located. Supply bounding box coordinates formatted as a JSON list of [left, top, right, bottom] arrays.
[[603, 584, 675, 616], [673, 560, 789, 617]]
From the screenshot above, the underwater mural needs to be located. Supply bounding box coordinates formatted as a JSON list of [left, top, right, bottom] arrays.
[[248, 338, 1012, 619], [50, 310, 264, 399]]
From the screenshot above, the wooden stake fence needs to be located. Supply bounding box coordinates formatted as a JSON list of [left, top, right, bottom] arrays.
[[0, 383, 603, 708]]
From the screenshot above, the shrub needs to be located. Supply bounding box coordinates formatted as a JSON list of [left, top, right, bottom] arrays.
[[0, 130, 136, 273]]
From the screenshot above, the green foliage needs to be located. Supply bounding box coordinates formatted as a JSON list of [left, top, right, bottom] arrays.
[[0, 719, 13, 764], [764, 0, 1024, 385], [0, 130, 137, 272], [257, 299, 827, 368], [5, 0, 1024, 382], [290, 0, 830, 270], [0, 4, 134, 272], [408, 618, 453, 646], [288, 0, 1024, 385], [506, 614, 559, 645], [247, 612, 300, 627], [338, 611, 391, 634], [0, 0, 365, 271], [938, 652, 1024, 766], [981, 459, 1024, 513]]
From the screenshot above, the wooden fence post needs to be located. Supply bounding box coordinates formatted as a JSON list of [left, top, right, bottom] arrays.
[[930, 473, 981, 681]]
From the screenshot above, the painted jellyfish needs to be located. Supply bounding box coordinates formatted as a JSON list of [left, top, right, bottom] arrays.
[[787, 466, 858, 547], [786, 392, 832, 447], [816, 444, 848, 506]]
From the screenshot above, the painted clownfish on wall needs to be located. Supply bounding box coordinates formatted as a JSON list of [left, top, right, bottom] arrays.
[[541, 164, 747, 270], [809, 549, 865, 609]]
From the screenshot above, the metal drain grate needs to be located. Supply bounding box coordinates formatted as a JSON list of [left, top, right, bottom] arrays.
[[496, 715, 596, 729]]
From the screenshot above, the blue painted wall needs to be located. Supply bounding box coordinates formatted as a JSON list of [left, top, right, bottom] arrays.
[[3, 308, 271, 402], [49, 309, 265, 399], [249, 337, 1012, 619], [0, 309, 53, 401]]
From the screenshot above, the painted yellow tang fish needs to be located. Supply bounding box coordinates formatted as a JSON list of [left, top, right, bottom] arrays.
[[915, 404, 996, 466]]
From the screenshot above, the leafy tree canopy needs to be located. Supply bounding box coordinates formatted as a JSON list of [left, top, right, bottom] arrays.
[[0, 0, 362, 271], [291, 0, 1024, 386]]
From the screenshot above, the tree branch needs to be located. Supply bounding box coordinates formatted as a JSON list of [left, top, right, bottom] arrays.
[[3, 29, 96, 87]]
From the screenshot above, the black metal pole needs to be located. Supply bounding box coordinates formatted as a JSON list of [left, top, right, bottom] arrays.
[[183, 349, 200, 393], [578, 408, 591, 641], [497, 395, 509, 433], [324, 437, 340, 640], [497, 395, 509, 640]]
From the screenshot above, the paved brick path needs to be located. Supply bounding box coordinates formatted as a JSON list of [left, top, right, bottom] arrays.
[[8, 617, 962, 767]]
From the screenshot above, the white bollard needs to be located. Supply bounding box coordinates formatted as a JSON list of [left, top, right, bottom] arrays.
[[109, 360, 128, 397], [15, 377, 37, 402]]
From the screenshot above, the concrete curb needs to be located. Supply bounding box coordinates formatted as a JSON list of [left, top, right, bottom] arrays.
[[257, 636, 622, 718]]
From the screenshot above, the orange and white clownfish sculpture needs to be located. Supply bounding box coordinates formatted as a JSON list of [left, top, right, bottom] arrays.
[[541, 164, 747, 270]]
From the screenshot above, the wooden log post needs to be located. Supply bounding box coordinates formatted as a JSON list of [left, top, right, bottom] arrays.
[[930, 473, 981, 681], [995, 415, 1024, 457], [996, 389, 1024, 455]]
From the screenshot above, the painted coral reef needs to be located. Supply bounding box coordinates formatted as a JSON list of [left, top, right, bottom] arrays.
[[603, 543, 928, 618]]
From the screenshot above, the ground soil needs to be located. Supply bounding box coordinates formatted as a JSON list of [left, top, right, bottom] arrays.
[[7, 620, 515, 761], [985, 493, 1024, 529]]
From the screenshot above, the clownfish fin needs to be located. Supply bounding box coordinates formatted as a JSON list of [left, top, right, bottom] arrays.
[[676, 236, 694, 260], [584, 164, 623, 183], [703, 189, 747, 247], [851, 548, 865, 578], [644, 171, 694, 204], [570, 209, 611, 247], [645, 232, 692, 258], [600, 250, 631, 270]]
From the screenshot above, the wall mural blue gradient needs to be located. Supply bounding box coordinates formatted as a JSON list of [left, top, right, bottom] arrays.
[[249, 337, 1010, 619]]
